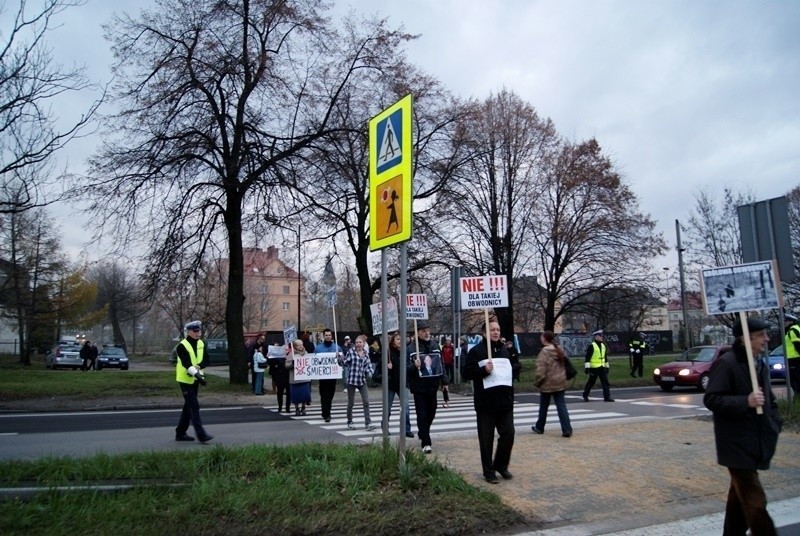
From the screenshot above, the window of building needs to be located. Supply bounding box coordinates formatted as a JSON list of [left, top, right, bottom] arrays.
[[282, 302, 290, 311], [282, 319, 291, 328], [261, 284, 268, 294], [282, 285, 290, 294]]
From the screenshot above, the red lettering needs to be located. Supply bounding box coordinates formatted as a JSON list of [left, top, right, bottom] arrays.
[[461, 278, 485, 292]]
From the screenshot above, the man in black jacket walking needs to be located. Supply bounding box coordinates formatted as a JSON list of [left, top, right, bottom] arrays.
[[407, 321, 445, 454], [704, 317, 781, 535], [463, 320, 515, 484]]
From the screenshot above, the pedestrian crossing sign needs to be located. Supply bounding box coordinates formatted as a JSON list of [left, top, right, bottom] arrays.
[[369, 94, 412, 251]]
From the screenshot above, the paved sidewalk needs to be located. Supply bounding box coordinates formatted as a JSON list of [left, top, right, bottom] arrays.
[[428, 417, 800, 535]]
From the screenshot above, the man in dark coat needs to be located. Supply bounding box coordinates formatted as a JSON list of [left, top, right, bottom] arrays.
[[407, 321, 445, 454], [463, 320, 515, 484], [704, 317, 781, 535]]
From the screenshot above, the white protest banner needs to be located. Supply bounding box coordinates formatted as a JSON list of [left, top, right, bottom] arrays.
[[406, 293, 429, 319], [478, 357, 513, 389], [293, 352, 341, 381], [266, 345, 286, 360], [700, 260, 782, 315], [459, 275, 509, 310], [370, 296, 399, 335]]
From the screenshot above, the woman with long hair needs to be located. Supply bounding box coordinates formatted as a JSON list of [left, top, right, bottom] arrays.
[[385, 332, 414, 438], [532, 331, 573, 438], [285, 339, 311, 416], [342, 335, 376, 430]]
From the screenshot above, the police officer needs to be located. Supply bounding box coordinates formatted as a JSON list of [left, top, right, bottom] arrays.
[[784, 313, 800, 396], [628, 332, 648, 378], [582, 330, 614, 402], [175, 320, 213, 443]]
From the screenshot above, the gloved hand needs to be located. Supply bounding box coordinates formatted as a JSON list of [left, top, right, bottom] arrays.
[[584, 368, 589, 375], [188, 366, 206, 386]]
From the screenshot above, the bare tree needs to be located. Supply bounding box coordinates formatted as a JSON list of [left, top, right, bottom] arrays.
[[276, 61, 471, 334], [80, 1, 414, 384], [684, 187, 754, 269], [0, 0, 101, 213], [529, 138, 667, 331], [434, 89, 559, 337]]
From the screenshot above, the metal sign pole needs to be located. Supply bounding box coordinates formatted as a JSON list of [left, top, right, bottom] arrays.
[[398, 242, 408, 467]]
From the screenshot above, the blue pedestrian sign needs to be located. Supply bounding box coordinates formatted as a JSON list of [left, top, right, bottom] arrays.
[[375, 109, 403, 174]]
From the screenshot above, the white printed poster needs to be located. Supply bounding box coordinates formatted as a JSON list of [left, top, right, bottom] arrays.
[[460, 275, 509, 310], [293, 352, 341, 381], [478, 358, 512, 389], [406, 293, 429, 319]]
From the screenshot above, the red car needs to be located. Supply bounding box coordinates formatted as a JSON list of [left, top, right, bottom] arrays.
[[653, 345, 731, 392]]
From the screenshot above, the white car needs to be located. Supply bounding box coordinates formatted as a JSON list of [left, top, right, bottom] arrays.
[[45, 343, 83, 370]]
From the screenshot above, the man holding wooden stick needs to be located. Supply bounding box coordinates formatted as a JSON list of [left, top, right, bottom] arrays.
[[704, 316, 782, 535]]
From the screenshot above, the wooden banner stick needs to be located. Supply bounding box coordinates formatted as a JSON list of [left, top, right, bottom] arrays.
[[738, 311, 763, 415], [484, 309, 492, 361]]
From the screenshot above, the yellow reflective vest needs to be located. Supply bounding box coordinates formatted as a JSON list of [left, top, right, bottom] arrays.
[[786, 324, 800, 360], [176, 338, 205, 383], [588, 341, 608, 368]]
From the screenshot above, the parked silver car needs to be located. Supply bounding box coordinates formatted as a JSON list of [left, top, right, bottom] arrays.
[[45, 343, 83, 370]]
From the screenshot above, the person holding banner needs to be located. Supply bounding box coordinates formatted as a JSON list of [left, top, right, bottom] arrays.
[[342, 335, 376, 431], [463, 320, 515, 484], [285, 340, 312, 416], [704, 317, 782, 535], [314, 328, 342, 423], [407, 321, 446, 454], [252, 343, 268, 395]]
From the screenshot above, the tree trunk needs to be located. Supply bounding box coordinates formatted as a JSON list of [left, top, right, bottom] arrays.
[[225, 199, 248, 385]]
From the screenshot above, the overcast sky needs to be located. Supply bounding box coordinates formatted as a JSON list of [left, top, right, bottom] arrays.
[[14, 0, 800, 273]]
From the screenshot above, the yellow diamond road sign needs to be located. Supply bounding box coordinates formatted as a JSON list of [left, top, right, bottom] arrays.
[[369, 95, 412, 251]]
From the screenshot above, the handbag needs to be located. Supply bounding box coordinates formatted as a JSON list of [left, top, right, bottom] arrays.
[[563, 357, 578, 380]]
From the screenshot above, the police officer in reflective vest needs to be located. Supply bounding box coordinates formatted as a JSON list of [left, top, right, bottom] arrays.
[[628, 332, 648, 378], [784, 313, 800, 396], [175, 320, 214, 443], [582, 330, 614, 402]]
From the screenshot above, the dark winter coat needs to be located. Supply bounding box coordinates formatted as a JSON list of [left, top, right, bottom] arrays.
[[703, 342, 782, 470], [406, 337, 446, 394], [463, 339, 514, 413]]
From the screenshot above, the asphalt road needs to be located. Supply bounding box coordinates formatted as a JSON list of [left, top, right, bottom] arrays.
[[0, 386, 731, 461]]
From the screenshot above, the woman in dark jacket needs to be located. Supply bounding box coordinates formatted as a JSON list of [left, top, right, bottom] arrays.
[[703, 317, 781, 535], [463, 320, 515, 484], [385, 332, 413, 438]]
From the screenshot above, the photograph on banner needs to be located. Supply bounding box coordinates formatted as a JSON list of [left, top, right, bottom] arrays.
[[479, 358, 513, 389], [266, 345, 287, 359], [410, 351, 443, 377], [293, 352, 341, 381], [700, 260, 782, 315], [459, 275, 509, 310], [370, 297, 399, 335], [326, 286, 337, 308], [283, 326, 297, 346], [406, 293, 429, 320]]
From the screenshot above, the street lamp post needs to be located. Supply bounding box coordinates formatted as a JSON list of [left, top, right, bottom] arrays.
[[294, 225, 301, 330]]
